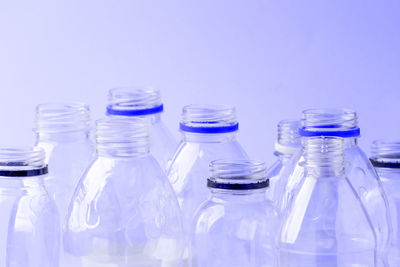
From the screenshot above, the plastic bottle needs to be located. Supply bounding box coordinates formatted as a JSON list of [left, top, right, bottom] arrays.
[[370, 140, 400, 266], [64, 117, 184, 266], [191, 159, 279, 267], [281, 108, 390, 265], [279, 136, 377, 266], [0, 147, 59, 267]]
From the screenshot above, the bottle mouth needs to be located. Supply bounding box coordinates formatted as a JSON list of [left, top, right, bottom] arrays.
[[96, 117, 150, 157], [106, 87, 163, 116], [35, 102, 91, 133], [300, 108, 360, 138], [208, 159, 268, 190], [275, 119, 301, 154], [370, 140, 400, 169], [0, 147, 48, 177], [180, 104, 238, 134]]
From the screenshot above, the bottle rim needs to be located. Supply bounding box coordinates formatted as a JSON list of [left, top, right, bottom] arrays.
[[208, 159, 269, 190], [180, 104, 239, 134], [34, 102, 91, 133], [370, 139, 400, 169], [0, 147, 48, 177], [106, 86, 164, 116], [300, 108, 360, 138]]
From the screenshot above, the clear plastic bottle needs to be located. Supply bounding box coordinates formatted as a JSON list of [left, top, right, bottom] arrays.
[[34, 103, 95, 223], [0, 147, 60, 267], [167, 104, 248, 262], [279, 136, 377, 267], [190, 159, 279, 267], [281, 108, 390, 265], [64, 117, 184, 267], [370, 140, 400, 266], [106, 87, 176, 170], [266, 119, 301, 211], [34, 103, 95, 267]]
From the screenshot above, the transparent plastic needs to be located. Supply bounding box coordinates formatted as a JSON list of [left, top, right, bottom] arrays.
[[0, 147, 60, 267], [34, 103, 95, 267], [266, 119, 301, 211], [64, 117, 184, 266], [190, 160, 279, 267], [279, 137, 377, 266], [281, 108, 390, 265], [371, 140, 400, 266], [167, 105, 248, 262], [106, 87, 177, 170], [34, 103, 94, 221]]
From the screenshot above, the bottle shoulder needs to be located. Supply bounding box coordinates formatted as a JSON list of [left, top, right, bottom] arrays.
[[280, 176, 376, 247]]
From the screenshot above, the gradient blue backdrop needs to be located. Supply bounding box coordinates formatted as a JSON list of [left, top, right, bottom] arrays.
[[0, 1, 399, 164]]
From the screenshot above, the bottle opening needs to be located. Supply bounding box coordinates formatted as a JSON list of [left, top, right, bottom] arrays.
[[208, 159, 268, 190], [180, 104, 238, 134], [300, 108, 360, 138], [96, 117, 150, 157], [0, 147, 48, 177], [106, 87, 163, 116], [35, 103, 91, 134], [275, 119, 301, 155], [370, 140, 400, 169]]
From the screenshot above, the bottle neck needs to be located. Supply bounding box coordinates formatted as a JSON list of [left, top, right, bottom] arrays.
[[276, 152, 295, 163], [0, 175, 46, 195], [182, 131, 238, 143], [108, 113, 161, 124], [303, 137, 346, 178], [210, 188, 268, 203], [36, 130, 91, 143], [344, 137, 358, 148], [96, 118, 150, 158], [97, 144, 150, 158]]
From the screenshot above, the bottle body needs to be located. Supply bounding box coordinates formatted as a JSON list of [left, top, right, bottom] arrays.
[[190, 160, 278, 267], [35, 133, 94, 223], [279, 175, 376, 266], [279, 137, 377, 267], [377, 168, 400, 266], [370, 140, 400, 266], [64, 156, 183, 266], [64, 117, 184, 266], [0, 148, 60, 267], [280, 109, 390, 264]]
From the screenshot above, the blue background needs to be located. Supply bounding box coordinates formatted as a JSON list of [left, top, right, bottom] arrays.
[[0, 1, 399, 164]]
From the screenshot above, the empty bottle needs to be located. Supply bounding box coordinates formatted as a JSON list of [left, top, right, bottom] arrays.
[[0, 147, 60, 267], [167, 104, 248, 262], [371, 140, 400, 266], [279, 136, 376, 266], [190, 159, 279, 267], [281, 108, 390, 265], [106, 87, 176, 170], [64, 117, 184, 266], [34, 103, 94, 223], [266, 119, 301, 211]]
